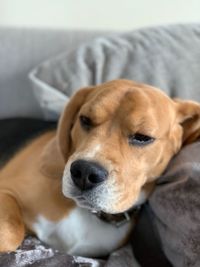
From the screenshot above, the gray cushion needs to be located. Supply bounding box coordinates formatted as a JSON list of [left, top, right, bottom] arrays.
[[30, 24, 200, 120]]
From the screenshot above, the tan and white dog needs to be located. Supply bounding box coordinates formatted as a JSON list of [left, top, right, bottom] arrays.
[[0, 80, 200, 257]]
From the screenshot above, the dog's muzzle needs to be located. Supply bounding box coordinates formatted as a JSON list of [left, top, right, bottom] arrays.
[[70, 160, 108, 190]]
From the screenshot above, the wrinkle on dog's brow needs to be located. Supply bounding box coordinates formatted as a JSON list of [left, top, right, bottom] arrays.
[[128, 118, 156, 135], [82, 93, 125, 125], [114, 90, 154, 133]]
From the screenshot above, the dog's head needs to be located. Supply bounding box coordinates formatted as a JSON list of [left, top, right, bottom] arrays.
[[44, 80, 200, 214]]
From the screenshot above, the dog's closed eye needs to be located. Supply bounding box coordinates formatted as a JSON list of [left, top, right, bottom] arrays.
[[79, 115, 93, 131], [128, 133, 155, 146]]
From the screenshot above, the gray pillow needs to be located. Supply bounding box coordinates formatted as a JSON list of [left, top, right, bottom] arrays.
[[29, 24, 200, 120]]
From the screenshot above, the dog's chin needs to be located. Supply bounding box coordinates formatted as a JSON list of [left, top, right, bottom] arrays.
[[66, 193, 102, 212], [63, 189, 108, 213], [65, 191, 135, 215], [62, 187, 94, 210], [72, 196, 95, 210], [62, 182, 140, 214], [73, 196, 131, 215], [63, 190, 124, 215], [72, 193, 144, 214], [72, 196, 123, 214]]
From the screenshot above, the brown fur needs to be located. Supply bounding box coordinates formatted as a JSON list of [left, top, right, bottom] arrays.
[[0, 79, 200, 252]]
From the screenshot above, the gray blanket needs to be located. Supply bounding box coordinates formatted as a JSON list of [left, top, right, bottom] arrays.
[[0, 236, 137, 267], [150, 142, 200, 267]]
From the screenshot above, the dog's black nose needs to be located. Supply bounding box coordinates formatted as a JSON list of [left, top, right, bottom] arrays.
[[70, 160, 108, 190]]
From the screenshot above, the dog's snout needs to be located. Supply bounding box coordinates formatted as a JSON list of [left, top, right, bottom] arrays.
[[70, 160, 108, 190]]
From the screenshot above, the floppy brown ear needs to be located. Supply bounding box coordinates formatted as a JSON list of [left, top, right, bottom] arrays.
[[39, 137, 65, 178], [57, 87, 93, 160], [175, 99, 200, 145], [40, 87, 93, 178]]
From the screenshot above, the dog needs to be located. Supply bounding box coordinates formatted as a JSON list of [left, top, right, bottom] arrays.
[[0, 79, 200, 257]]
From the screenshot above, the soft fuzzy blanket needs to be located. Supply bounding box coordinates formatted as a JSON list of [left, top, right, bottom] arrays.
[[0, 236, 137, 267], [150, 142, 200, 267]]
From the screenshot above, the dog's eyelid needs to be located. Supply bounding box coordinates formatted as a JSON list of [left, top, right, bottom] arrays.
[[128, 133, 155, 146], [79, 115, 93, 130]]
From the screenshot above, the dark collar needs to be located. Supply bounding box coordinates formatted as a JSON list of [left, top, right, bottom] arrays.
[[91, 206, 141, 227]]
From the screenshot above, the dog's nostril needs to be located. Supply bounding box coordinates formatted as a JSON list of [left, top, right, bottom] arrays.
[[70, 168, 81, 178], [88, 173, 102, 184]]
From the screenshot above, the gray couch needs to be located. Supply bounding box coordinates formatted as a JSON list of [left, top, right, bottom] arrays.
[[0, 27, 108, 119]]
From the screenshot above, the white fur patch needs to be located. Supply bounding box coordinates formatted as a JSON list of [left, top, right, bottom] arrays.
[[84, 144, 102, 159], [32, 207, 131, 257]]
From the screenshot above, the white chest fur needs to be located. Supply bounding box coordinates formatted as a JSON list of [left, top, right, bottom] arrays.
[[32, 207, 132, 257]]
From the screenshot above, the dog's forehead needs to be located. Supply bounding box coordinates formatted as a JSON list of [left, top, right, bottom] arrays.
[[82, 81, 174, 124], [81, 83, 129, 123], [120, 86, 173, 115]]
